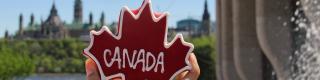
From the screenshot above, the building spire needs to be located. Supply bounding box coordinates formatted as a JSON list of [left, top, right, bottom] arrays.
[[18, 13, 24, 36], [40, 17, 45, 34], [201, 0, 211, 35], [50, 0, 58, 16], [100, 12, 106, 26], [89, 12, 93, 25], [52, 0, 56, 10], [41, 17, 43, 24], [29, 13, 35, 26], [4, 29, 8, 39], [74, 0, 83, 24], [202, 0, 210, 20]]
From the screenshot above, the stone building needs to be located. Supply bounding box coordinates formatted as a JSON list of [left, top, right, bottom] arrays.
[[15, 0, 111, 40], [14, 0, 211, 39], [176, 18, 201, 37], [174, 0, 212, 37], [41, 3, 68, 39]]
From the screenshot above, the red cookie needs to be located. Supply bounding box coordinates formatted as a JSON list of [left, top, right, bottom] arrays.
[[83, 0, 194, 80]]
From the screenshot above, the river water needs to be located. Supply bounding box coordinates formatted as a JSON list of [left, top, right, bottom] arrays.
[[14, 73, 86, 80]]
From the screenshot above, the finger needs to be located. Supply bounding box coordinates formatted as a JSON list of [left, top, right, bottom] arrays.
[[86, 59, 100, 80], [176, 53, 191, 80], [176, 70, 188, 80], [183, 53, 200, 80]]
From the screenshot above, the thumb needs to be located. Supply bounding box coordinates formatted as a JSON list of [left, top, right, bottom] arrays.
[[85, 59, 100, 80], [183, 53, 200, 80]]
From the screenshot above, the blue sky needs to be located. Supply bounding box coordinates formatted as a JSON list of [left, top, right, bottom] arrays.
[[0, 0, 215, 37]]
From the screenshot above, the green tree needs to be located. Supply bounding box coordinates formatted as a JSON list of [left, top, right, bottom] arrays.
[[0, 38, 88, 79], [189, 35, 216, 80], [0, 40, 35, 79]]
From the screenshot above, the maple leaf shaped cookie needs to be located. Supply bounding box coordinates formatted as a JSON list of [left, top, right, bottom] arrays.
[[83, 0, 194, 80]]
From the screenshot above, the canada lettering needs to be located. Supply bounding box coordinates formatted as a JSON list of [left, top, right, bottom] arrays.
[[103, 46, 165, 73]]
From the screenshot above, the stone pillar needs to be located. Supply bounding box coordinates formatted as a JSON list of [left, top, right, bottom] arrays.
[[216, 0, 294, 79], [215, 0, 223, 79], [256, 0, 294, 79], [219, 0, 241, 79], [232, 0, 263, 79]]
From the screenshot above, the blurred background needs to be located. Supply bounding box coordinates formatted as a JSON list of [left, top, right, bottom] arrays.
[[0, 0, 216, 80]]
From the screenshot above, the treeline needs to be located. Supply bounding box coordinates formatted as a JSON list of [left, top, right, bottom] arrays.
[[0, 38, 87, 79], [188, 35, 216, 80], [0, 35, 217, 79]]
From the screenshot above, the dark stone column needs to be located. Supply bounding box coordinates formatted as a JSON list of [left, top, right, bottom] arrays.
[[215, 0, 223, 79], [220, 0, 241, 79]]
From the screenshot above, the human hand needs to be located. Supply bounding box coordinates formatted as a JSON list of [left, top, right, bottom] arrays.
[[85, 53, 200, 80], [175, 53, 200, 80]]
